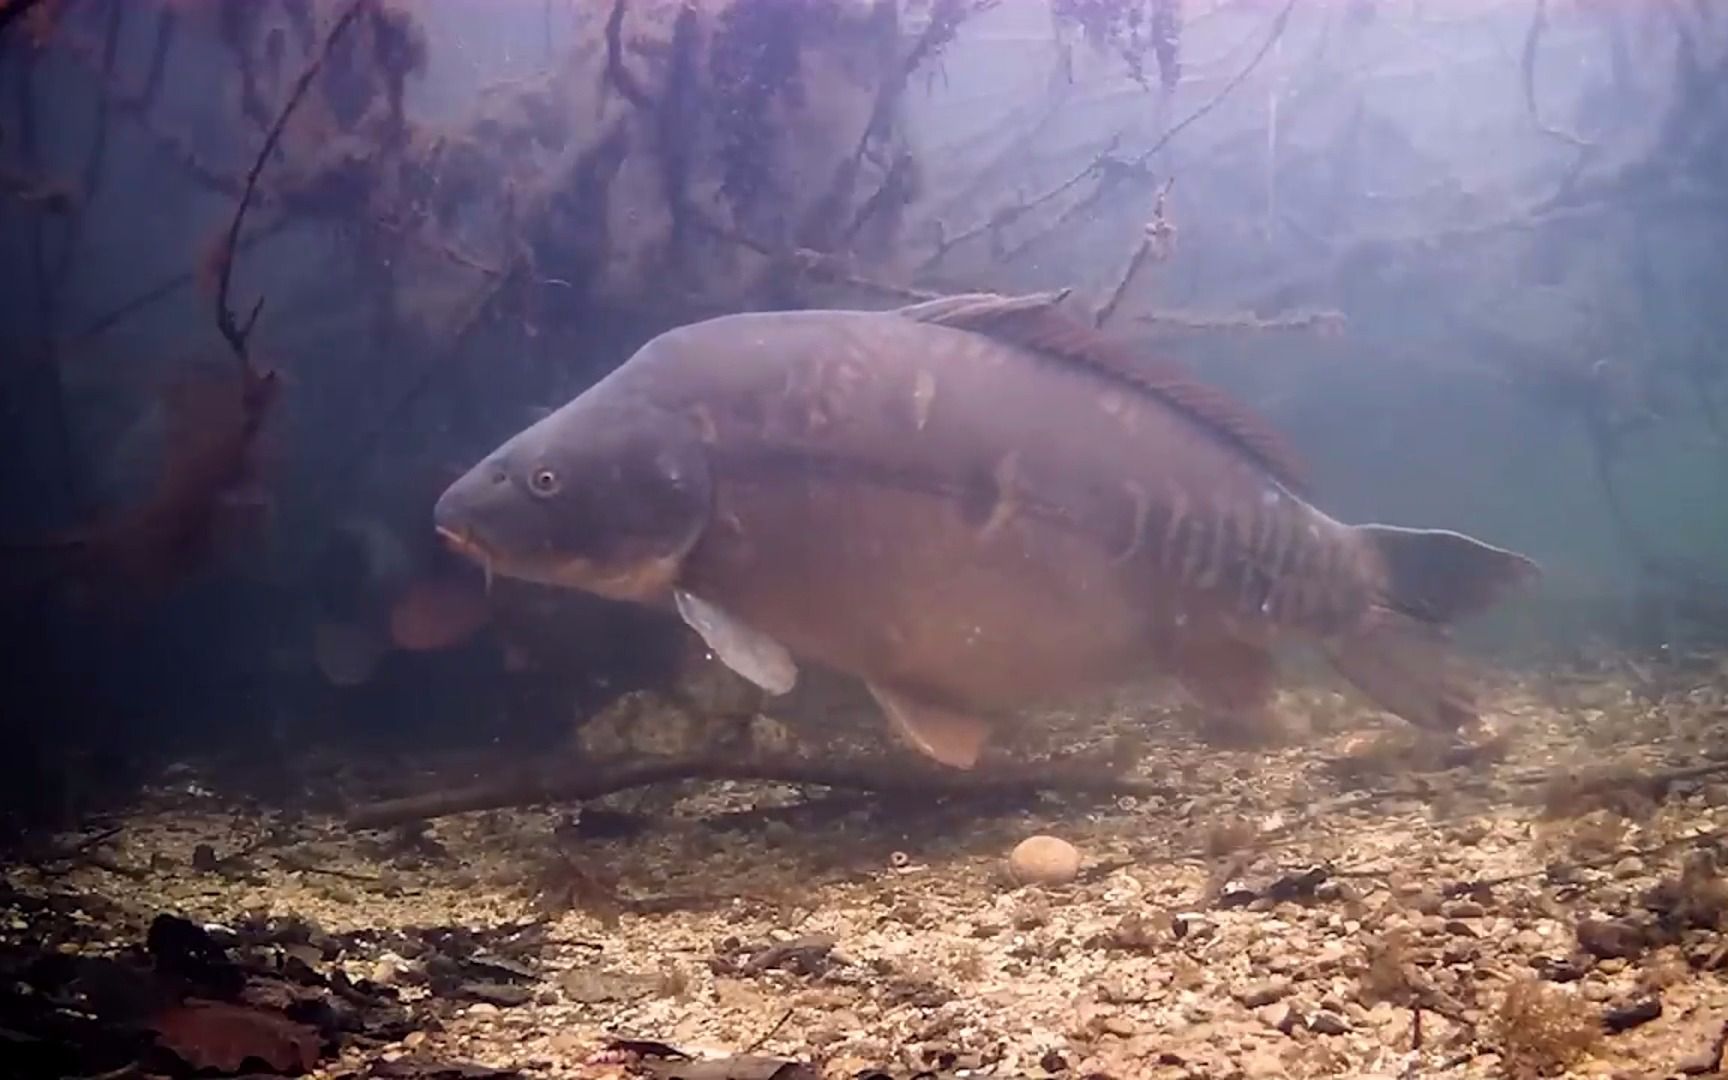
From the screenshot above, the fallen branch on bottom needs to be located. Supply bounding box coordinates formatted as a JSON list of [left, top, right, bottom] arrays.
[[345, 753, 1175, 830]]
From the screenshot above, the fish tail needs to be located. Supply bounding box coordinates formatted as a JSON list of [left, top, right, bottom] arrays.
[[1322, 525, 1539, 732], [1354, 524, 1539, 625]]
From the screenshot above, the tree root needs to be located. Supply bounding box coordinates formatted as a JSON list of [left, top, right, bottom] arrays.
[[345, 753, 1176, 830]]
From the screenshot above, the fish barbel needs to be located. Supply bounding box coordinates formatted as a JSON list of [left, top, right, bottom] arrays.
[[434, 291, 1538, 767]]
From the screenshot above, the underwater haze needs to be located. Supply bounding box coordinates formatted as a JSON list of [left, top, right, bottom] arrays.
[[3, 2, 1728, 1079]]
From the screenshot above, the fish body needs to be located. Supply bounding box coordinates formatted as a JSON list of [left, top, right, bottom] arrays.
[[435, 292, 1537, 766]]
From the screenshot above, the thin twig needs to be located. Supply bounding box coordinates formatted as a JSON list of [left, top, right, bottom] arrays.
[[214, 0, 366, 366], [602, 0, 649, 109], [789, 248, 940, 302], [917, 133, 1124, 272], [922, 0, 1295, 272], [305, 265, 517, 516], [1095, 234, 1155, 329], [744, 1008, 795, 1054], [1129, 0, 1299, 170], [1136, 306, 1347, 336], [1094, 178, 1175, 328], [997, 151, 1151, 264]]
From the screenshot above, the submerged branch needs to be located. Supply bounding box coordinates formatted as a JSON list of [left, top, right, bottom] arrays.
[[214, 0, 366, 367], [788, 248, 940, 302], [916, 133, 1124, 273], [346, 753, 1176, 829], [920, 0, 1295, 272], [1094, 178, 1175, 328], [1128, 0, 1298, 172], [1136, 306, 1347, 336], [312, 265, 516, 515], [70, 215, 291, 345]]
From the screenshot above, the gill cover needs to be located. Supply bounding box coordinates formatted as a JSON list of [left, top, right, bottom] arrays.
[[549, 411, 715, 602]]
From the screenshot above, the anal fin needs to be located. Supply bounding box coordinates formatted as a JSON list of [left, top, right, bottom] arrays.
[[673, 590, 797, 695], [1323, 606, 1478, 733], [866, 682, 992, 769]]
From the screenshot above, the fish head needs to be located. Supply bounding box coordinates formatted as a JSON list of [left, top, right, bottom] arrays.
[[433, 398, 710, 603]]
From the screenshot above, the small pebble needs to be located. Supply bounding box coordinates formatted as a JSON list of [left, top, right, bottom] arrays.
[[1612, 857, 1645, 879], [1008, 835, 1081, 886], [1236, 977, 1292, 1008], [1576, 918, 1647, 960], [1602, 996, 1662, 1033], [1173, 912, 1217, 941], [1101, 1015, 1137, 1037], [1239, 1048, 1285, 1078], [1258, 1003, 1303, 1034]]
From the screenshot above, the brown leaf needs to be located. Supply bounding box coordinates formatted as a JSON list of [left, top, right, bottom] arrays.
[[151, 998, 322, 1075]]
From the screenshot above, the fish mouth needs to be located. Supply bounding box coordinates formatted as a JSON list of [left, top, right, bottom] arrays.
[[436, 524, 496, 592], [434, 524, 679, 602], [435, 524, 483, 557]]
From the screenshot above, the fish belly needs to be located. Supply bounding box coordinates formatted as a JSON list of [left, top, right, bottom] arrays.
[[681, 478, 1159, 712]]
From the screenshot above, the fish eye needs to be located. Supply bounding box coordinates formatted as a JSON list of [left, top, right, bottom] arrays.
[[528, 467, 561, 497]]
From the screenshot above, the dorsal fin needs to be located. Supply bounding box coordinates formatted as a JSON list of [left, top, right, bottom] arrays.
[[895, 291, 1310, 494]]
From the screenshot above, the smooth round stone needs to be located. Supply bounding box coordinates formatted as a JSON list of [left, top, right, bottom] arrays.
[[1009, 834, 1082, 886]]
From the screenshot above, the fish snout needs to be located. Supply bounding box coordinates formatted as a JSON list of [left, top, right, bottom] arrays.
[[431, 486, 469, 548], [433, 464, 509, 559]]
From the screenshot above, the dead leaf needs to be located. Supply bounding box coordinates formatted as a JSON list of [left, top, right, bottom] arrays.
[[151, 998, 322, 1075]]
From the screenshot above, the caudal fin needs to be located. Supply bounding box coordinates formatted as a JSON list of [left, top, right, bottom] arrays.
[[1324, 525, 1539, 732], [1356, 524, 1539, 624]]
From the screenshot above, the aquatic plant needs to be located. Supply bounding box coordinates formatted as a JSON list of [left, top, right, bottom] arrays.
[[1490, 978, 1603, 1079]]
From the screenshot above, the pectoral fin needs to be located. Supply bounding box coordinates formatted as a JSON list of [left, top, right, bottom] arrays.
[[673, 590, 797, 695], [866, 682, 991, 769]]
